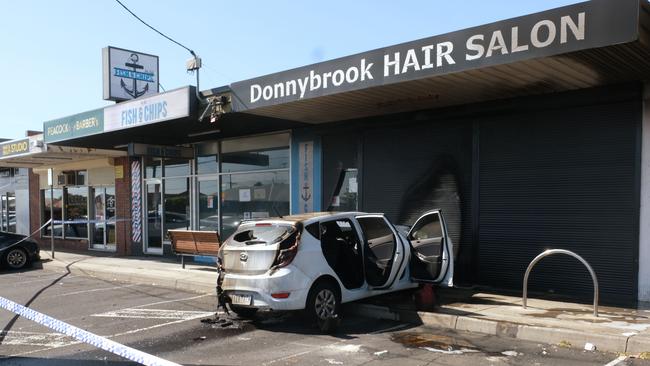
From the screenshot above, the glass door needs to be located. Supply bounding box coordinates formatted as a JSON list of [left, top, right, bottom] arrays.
[[198, 177, 219, 232], [145, 181, 163, 254], [0, 194, 6, 232], [91, 187, 116, 251]]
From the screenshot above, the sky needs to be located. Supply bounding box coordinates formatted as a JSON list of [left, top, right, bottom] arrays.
[[0, 0, 583, 140]]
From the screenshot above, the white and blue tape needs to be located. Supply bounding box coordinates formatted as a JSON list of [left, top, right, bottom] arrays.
[[0, 296, 181, 366]]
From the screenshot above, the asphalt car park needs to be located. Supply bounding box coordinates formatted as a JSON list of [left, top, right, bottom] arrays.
[[1, 267, 645, 366]]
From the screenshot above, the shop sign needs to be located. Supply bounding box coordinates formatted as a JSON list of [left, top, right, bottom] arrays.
[[103, 46, 159, 102], [231, 0, 639, 110], [0, 138, 30, 157], [104, 87, 190, 132], [43, 109, 104, 143], [298, 141, 314, 213]]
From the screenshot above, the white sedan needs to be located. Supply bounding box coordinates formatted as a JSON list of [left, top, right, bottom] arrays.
[[217, 210, 454, 332]]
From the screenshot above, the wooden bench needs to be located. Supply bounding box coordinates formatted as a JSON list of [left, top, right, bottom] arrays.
[[168, 230, 221, 268]]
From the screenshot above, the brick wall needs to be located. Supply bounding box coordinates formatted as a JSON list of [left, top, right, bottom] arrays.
[[114, 157, 133, 256]]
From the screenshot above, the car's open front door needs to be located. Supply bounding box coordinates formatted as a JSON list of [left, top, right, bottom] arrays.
[[356, 214, 405, 290], [407, 209, 453, 286]]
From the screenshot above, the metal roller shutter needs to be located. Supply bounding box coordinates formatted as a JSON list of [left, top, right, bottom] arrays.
[[478, 99, 640, 305], [361, 120, 474, 284]]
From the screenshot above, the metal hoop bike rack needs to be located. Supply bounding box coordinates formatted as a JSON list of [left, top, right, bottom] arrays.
[[522, 249, 599, 317]]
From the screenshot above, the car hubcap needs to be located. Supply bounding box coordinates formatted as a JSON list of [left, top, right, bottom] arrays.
[[314, 289, 336, 319], [7, 249, 26, 268]]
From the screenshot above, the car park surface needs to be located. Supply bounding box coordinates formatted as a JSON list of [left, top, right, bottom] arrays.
[[1, 267, 644, 366]]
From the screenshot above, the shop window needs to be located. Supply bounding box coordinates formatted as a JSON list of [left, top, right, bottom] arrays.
[[220, 171, 290, 239], [0, 193, 16, 233], [196, 141, 219, 175], [65, 187, 88, 239], [58, 170, 86, 186], [196, 155, 218, 175], [6, 193, 15, 233], [164, 158, 190, 177], [144, 157, 162, 178], [221, 134, 289, 173], [42, 189, 63, 237], [163, 177, 190, 239]]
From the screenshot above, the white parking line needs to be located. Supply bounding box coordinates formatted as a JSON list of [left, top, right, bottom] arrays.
[[604, 355, 628, 366], [92, 308, 215, 320], [2, 295, 215, 359], [131, 294, 212, 308], [50, 284, 139, 297], [1, 274, 77, 285], [0, 331, 77, 348]]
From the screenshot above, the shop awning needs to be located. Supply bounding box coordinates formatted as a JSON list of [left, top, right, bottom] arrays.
[[0, 135, 126, 168], [40, 85, 307, 150], [209, 0, 650, 124]]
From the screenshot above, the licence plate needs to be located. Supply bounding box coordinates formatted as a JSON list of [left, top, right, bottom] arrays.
[[230, 294, 252, 306]]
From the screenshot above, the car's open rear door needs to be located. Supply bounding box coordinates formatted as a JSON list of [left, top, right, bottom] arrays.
[[407, 209, 453, 287]]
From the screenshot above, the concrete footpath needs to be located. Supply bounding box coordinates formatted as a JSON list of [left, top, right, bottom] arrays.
[[39, 250, 650, 355]]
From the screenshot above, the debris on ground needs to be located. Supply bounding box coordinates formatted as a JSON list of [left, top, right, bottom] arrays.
[[638, 352, 650, 360], [557, 340, 572, 348], [200, 316, 244, 329], [373, 350, 388, 356], [501, 350, 519, 356], [324, 359, 343, 365], [583, 342, 596, 351]]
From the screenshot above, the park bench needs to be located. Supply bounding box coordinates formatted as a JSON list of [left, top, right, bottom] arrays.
[[168, 230, 221, 269]]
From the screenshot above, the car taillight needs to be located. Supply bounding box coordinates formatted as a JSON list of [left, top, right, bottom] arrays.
[[271, 230, 300, 269], [272, 244, 298, 269]]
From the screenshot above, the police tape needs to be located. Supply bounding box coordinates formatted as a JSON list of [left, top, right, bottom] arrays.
[[0, 296, 181, 366], [52, 218, 134, 224]]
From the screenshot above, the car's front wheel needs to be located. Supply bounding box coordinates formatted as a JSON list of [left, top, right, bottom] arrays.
[[4, 248, 28, 270], [307, 280, 341, 333]]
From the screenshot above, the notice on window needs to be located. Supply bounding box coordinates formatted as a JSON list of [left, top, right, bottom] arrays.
[[207, 196, 214, 209], [348, 177, 358, 193], [254, 188, 266, 200], [239, 189, 251, 202], [114, 165, 124, 179]]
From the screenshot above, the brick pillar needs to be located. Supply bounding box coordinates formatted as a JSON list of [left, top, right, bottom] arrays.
[[114, 157, 133, 256]]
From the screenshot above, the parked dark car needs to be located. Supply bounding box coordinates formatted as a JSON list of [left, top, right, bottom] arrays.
[[0, 232, 40, 270]]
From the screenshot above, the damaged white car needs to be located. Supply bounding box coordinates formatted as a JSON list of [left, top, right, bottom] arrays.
[[216, 210, 454, 332]]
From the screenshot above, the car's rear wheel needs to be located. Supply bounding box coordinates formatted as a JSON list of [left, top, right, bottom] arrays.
[[307, 280, 341, 333], [230, 305, 258, 319], [5, 248, 28, 270]]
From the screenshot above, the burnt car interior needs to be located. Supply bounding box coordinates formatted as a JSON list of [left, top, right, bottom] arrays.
[[357, 217, 396, 287], [409, 213, 444, 280], [319, 219, 364, 289]]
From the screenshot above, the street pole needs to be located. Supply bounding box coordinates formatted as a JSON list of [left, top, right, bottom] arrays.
[[50, 184, 54, 259], [48, 168, 54, 259]]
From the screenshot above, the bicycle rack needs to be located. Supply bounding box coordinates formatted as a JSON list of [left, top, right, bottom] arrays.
[[522, 249, 599, 317]]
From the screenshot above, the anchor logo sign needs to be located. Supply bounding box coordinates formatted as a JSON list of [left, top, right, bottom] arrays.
[[116, 53, 154, 98]]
